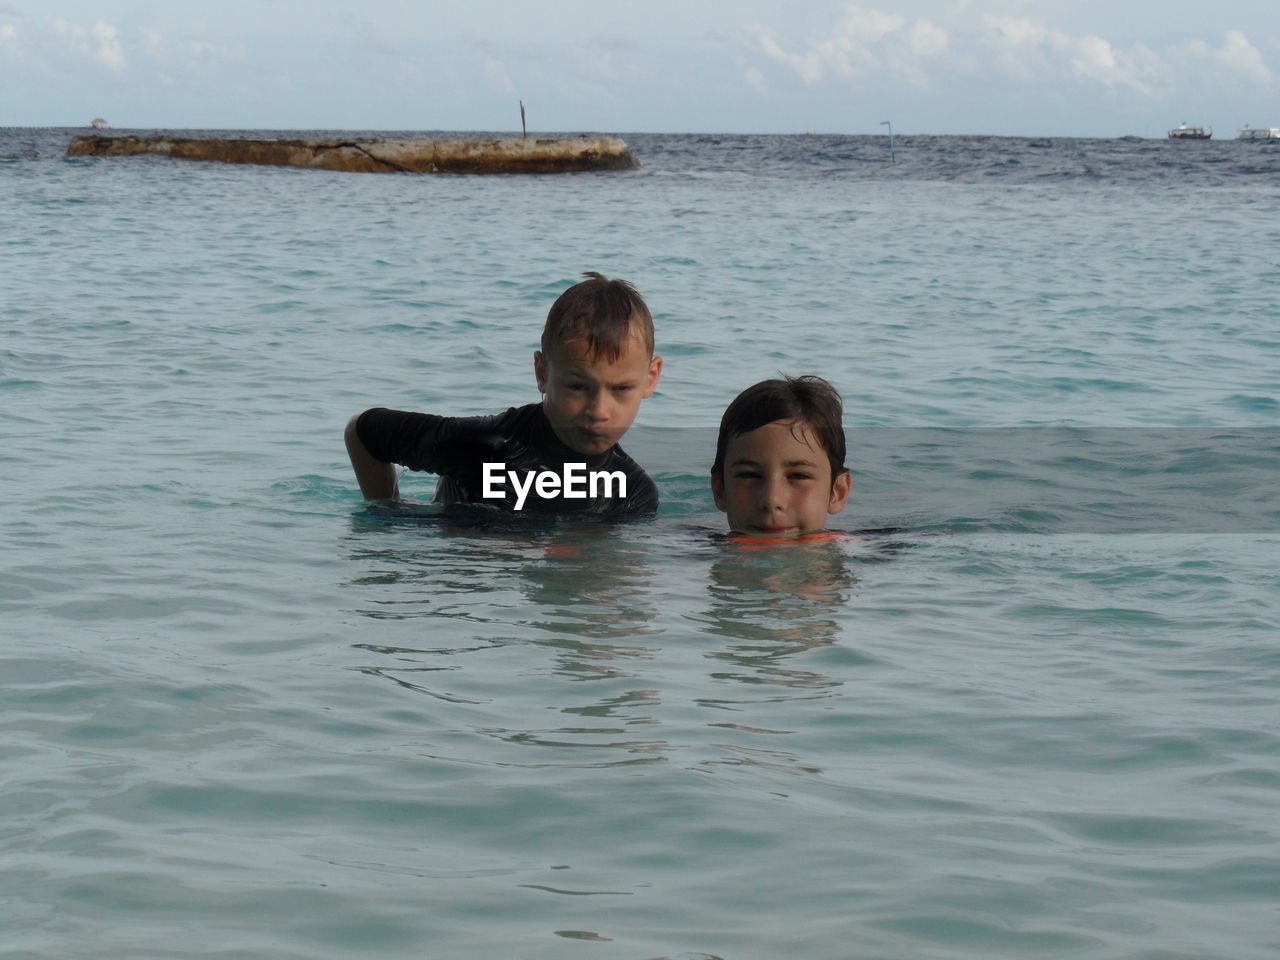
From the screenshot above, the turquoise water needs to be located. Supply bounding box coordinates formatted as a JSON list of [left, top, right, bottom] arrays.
[[3, 129, 1279, 959]]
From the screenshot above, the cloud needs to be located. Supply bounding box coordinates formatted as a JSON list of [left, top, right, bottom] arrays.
[[983, 15, 1172, 96], [187, 39, 246, 63], [906, 19, 948, 58], [460, 31, 645, 105], [1, 16, 250, 83], [45, 17, 127, 74], [484, 56, 514, 93], [566, 37, 641, 90], [748, 4, 946, 88], [91, 21, 125, 72], [980, 18, 1275, 98], [1183, 29, 1274, 86], [337, 12, 398, 56], [743, 3, 1276, 103]]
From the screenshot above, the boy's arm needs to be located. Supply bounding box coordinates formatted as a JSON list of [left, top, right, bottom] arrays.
[[345, 407, 508, 501], [345, 414, 399, 500]]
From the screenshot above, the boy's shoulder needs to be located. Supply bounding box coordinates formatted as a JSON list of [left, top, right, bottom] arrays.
[[357, 402, 534, 438]]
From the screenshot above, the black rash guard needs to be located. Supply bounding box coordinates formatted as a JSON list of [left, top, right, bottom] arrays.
[[355, 404, 658, 517]]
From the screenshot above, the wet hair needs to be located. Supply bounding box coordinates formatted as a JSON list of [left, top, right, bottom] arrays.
[[711, 375, 847, 483], [541, 271, 655, 362]]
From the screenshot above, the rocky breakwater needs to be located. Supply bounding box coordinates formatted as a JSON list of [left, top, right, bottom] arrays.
[[66, 135, 636, 174]]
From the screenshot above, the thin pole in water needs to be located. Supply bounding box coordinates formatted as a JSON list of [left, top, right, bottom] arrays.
[[880, 120, 896, 162], [520, 100, 527, 139]]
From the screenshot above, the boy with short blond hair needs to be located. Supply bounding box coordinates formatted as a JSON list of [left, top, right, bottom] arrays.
[[346, 272, 663, 515], [711, 376, 852, 536]]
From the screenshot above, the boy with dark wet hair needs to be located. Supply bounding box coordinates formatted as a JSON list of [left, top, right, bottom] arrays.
[[346, 272, 663, 515], [711, 375, 852, 537]]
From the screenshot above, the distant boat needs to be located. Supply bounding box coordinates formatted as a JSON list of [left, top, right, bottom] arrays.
[[90, 117, 110, 130], [1237, 125, 1280, 140], [1167, 122, 1211, 140]]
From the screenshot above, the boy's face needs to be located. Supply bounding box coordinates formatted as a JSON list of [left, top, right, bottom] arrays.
[[534, 332, 662, 457], [711, 419, 851, 536]]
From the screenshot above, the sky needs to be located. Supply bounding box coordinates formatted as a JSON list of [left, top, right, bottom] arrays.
[[1, 0, 1277, 136]]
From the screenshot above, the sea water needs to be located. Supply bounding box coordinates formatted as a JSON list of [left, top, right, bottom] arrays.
[[2, 128, 1279, 959]]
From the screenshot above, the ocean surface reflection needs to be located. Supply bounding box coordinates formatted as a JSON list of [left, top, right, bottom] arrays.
[[342, 517, 898, 776]]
